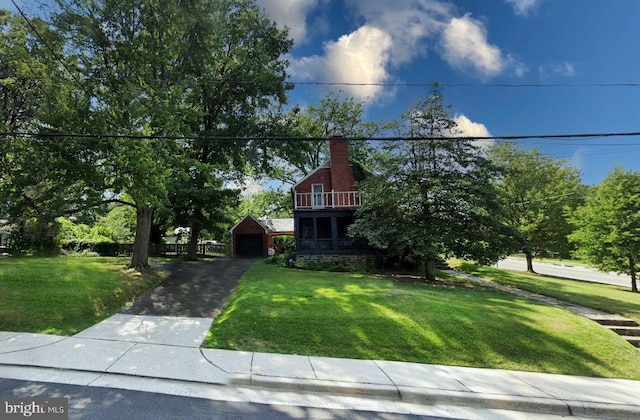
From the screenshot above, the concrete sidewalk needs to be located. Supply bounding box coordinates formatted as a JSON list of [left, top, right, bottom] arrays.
[[1, 314, 640, 419]]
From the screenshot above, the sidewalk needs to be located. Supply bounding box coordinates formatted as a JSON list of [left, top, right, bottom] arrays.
[[1, 314, 640, 419]]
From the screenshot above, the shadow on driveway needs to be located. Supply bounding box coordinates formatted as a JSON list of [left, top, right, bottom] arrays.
[[121, 258, 257, 318]]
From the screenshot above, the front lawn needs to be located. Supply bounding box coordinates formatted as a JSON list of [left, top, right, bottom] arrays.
[[451, 260, 640, 324], [204, 261, 640, 380], [0, 257, 166, 335]]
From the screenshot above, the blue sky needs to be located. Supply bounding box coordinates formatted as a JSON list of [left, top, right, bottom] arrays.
[[255, 0, 640, 185], [3, 0, 639, 185]]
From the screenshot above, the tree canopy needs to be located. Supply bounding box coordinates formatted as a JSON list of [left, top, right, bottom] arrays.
[[489, 142, 584, 273], [570, 168, 640, 292], [1, 1, 293, 268], [350, 86, 518, 280]]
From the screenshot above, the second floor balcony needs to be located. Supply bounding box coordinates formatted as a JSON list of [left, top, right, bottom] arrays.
[[294, 190, 361, 210]]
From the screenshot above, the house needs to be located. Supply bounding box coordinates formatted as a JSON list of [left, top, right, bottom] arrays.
[[230, 214, 294, 257], [292, 135, 372, 264]]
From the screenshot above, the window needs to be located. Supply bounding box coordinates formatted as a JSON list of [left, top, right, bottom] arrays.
[[312, 184, 324, 208]]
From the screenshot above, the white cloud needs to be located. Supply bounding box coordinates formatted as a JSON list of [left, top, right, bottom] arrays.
[[440, 15, 509, 80], [452, 114, 494, 148], [453, 115, 492, 138], [539, 62, 576, 80], [256, 0, 321, 43], [287, 1, 527, 101], [290, 25, 394, 100], [504, 0, 541, 16]]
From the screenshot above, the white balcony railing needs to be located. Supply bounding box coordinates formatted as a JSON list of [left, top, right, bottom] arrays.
[[295, 190, 361, 210]]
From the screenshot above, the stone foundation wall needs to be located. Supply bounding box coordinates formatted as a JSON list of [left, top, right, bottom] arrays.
[[296, 253, 374, 267]]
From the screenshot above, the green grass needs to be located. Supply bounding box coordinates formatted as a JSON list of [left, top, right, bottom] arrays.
[[0, 256, 166, 335], [204, 261, 640, 380], [451, 260, 640, 324]]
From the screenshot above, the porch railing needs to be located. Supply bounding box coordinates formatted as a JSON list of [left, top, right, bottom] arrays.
[[294, 190, 361, 210]]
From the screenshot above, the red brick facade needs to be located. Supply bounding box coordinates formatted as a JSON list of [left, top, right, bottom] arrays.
[[293, 136, 359, 209], [328, 136, 357, 192]]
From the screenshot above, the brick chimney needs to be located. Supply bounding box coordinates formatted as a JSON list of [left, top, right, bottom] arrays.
[[329, 135, 356, 192]]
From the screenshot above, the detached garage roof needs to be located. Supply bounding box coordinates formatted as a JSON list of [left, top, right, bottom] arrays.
[[230, 215, 294, 234], [259, 217, 294, 233]]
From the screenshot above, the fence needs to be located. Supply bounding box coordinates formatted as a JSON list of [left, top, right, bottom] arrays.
[[118, 243, 226, 257]]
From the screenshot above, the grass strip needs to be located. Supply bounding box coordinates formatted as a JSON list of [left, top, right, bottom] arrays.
[[451, 260, 640, 324]]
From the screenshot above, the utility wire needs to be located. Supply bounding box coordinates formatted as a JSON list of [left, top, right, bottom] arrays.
[[2, 131, 640, 142]]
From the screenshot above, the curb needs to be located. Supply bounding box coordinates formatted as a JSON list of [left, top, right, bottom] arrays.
[[231, 374, 640, 419]]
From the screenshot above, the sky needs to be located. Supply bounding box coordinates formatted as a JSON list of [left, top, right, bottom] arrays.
[[2, 0, 639, 185]]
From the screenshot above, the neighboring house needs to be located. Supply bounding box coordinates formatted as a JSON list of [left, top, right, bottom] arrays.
[[292, 136, 372, 264], [230, 215, 294, 258]]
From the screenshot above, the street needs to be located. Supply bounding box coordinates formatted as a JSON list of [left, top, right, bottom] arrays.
[[495, 258, 632, 288], [0, 378, 429, 420]]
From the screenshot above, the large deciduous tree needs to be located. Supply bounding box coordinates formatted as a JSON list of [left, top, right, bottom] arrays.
[[43, 0, 292, 269], [569, 168, 640, 292], [260, 91, 385, 185], [350, 86, 517, 281], [489, 142, 584, 273]]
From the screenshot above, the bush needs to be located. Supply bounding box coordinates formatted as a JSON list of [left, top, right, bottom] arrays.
[[266, 249, 296, 267], [60, 240, 119, 256]]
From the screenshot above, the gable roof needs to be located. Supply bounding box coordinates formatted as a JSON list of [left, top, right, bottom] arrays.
[[259, 217, 294, 233], [292, 160, 330, 190], [230, 215, 294, 234], [229, 214, 268, 233]]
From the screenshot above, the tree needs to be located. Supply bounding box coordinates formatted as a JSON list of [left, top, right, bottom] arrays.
[[237, 189, 292, 219], [260, 91, 386, 184], [44, 0, 292, 269], [569, 168, 640, 292], [350, 86, 517, 281], [489, 142, 584, 273]]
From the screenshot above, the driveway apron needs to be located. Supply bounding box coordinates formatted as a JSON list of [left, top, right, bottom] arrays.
[[120, 258, 257, 318]]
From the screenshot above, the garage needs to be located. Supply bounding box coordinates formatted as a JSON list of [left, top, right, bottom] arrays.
[[230, 215, 294, 258], [230, 215, 268, 258], [235, 234, 264, 257]]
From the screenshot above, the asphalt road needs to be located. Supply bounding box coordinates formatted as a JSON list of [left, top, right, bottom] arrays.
[[0, 378, 431, 420], [494, 257, 632, 288]]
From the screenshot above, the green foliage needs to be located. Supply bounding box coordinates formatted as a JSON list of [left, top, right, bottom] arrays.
[[489, 142, 584, 270], [350, 86, 518, 280], [237, 189, 292, 219], [569, 168, 640, 292], [2, 0, 294, 270]]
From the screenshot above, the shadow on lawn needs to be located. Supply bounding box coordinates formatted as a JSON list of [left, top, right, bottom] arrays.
[[308, 280, 629, 378]]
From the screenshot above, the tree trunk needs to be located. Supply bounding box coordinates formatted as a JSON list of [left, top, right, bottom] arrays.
[[187, 225, 200, 261], [629, 254, 638, 293], [525, 249, 536, 274], [127, 205, 153, 271], [424, 259, 436, 282]]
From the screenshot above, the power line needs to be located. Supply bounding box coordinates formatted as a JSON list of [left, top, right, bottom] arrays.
[[2, 130, 640, 142], [4, 72, 640, 90], [290, 81, 640, 89]]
